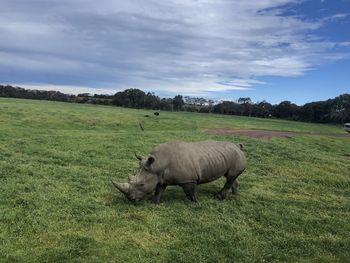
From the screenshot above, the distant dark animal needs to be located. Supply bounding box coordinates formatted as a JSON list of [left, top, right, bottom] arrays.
[[139, 122, 144, 131], [144, 115, 149, 117], [112, 140, 246, 203], [154, 112, 159, 116]]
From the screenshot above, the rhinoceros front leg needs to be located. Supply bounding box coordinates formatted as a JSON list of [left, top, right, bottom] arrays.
[[181, 182, 197, 202], [153, 184, 167, 204]]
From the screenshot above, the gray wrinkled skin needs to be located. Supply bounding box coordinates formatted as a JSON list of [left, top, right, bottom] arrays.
[[112, 140, 246, 203]]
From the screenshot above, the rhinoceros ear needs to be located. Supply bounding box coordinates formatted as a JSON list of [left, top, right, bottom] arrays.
[[147, 156, 155, 165], [144, 155, 155, 170]]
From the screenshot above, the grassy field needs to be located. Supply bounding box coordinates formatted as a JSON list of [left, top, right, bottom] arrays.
[[0, 97, 349, 262]]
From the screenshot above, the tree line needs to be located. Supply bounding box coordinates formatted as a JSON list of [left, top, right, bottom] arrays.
[[1, 84, 349, 124], [0, 85, 72, 102]]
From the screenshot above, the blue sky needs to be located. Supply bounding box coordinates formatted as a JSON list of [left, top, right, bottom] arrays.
[[0, 0, 349, 105]]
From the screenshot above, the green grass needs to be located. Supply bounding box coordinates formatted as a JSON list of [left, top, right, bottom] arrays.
[[0, 97, 349, 263]]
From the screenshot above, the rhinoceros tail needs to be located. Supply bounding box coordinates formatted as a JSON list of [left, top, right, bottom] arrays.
[[238, 143, 244, 151]]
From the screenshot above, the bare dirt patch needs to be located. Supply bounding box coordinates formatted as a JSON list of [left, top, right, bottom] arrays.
[[207, 127, 350, 139]]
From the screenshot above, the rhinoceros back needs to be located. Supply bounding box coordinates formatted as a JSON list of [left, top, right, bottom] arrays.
[[149, 140, 245, 185]]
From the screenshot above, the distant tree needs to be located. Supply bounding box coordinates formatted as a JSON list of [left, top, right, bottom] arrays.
[[0, 85, 70, 102], [300, 101, 330, 122], [252, 101, 273, 118], [77, 93, 92, 97], [93, 94, 113, 99], [127, 89, 146, 108], [274, 101, 300, 120], [1, 84, 349, 124], [112, 90, 128, 107], [238, 97, 252, 116], [213, 101, 244, 115], [112, 89, 147, 108], [182, 104, 199, 112], [184, 96, 194, 105], [173, 95, 184, 111], [332, 94, 350, 122], [238, 97, 251, 104], [297, 94, 350, 123], [159, 98, 173, 111], [145, 92, 160, 109]]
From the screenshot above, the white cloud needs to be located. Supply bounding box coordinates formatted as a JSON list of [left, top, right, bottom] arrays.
[[12, 84, 119, 95], [322, 13, 350, 21], [0, 0, 349, 96]]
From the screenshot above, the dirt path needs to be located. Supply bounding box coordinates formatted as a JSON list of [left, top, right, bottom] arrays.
[[207, 127, 350, 139]]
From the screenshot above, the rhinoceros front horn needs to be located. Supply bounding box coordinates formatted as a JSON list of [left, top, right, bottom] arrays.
[[111, 181, 130, 195]]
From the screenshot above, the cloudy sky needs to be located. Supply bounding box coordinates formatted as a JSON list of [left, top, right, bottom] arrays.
[[1, 0, 349, 104]]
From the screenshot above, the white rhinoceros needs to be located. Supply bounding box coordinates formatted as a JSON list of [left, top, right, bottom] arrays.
[[112, 140, 246, 203]]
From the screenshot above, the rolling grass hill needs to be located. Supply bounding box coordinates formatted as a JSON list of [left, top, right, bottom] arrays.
[[0, 98, 349, 262]]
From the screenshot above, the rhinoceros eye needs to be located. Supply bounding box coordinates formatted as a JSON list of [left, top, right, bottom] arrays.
[[139, 183, 145, 187]]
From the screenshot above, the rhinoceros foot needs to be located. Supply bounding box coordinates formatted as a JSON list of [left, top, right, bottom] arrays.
[[215, 191, 227, 200]]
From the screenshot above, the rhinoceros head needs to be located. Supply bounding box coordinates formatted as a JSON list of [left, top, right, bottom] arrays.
[[112, 155, 159, 202]]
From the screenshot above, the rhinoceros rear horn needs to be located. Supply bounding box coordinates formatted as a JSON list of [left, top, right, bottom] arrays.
[[128, 175, 137, 183], [134, 152, 142, 161], [111, 181, 130, 195]]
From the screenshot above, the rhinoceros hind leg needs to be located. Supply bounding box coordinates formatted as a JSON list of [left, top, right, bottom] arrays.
[[181, 183, 197, 202], [216, 176, 238, 200], [217, 169, 244, 200], [232, 179, 240, 195]]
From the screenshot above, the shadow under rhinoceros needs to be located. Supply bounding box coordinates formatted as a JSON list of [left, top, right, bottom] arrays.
[[109, 179, 246, 205]]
